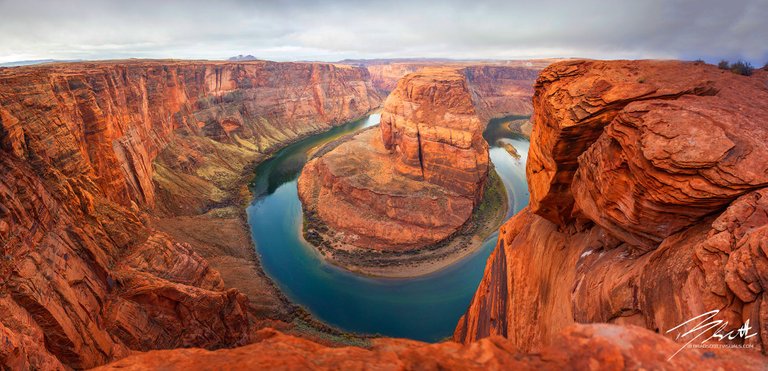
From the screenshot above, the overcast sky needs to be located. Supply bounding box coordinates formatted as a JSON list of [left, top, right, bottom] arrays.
[[1, 0, 766, 64]]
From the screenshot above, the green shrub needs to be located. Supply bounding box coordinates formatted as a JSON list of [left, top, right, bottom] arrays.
[[730, 60, 754, 76], [716, 59, 754, 76]]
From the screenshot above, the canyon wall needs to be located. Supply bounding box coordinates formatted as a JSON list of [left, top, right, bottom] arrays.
[[465, 65, 539, 120], [0, 60, 381, 369], [455, 60, 768, 357], [298, 66, 538, 252], [349, 59, 551, 95], [0, 61, 381, 213], [361, 63, 425, 93]]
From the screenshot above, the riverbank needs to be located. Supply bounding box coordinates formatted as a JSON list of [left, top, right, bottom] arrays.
[[302, 165, 509, 278], [248, 112, 529, 341], [151, 112, 383, 347]]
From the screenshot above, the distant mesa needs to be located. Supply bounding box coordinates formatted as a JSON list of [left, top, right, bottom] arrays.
[[227, 54, 259, 61], [0, 59, 82, 67]]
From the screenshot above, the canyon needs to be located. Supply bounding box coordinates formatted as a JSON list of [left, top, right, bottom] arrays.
[[1, 58, 766, 370], [297, 65, 539, 275], [0, 60, 382, 369]]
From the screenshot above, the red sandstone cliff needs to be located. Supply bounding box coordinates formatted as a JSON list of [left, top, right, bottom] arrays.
[[299, 68, 484, 252], [298, 66, 536, 252], [362, 62, 425, 93], [455, 60, 768, 359], [0, 60, 381, 369], [381, 68, 490, 200], [0, 61, 380, 213]]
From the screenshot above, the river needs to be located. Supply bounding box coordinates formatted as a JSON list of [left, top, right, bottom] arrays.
[[246, 114, 529, 342]]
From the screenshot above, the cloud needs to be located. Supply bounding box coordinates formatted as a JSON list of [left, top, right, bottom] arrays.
[[0, 0, 765, 64]]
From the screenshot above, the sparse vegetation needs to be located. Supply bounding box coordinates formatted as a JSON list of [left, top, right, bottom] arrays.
[[473, 167, 506, 223], [291, 311, 373, 347], [730, 60, 754, 76], [301, 166, 509, 273], [717, 59, 754, 76]]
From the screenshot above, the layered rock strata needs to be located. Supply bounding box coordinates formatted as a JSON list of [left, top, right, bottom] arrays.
[[465, 65, 539, 119], [347, 58, 552, 94], [380, 68, 489, 202], [0, 60, 381, 369], [455, 60, 768, 359], [96, 324, 766, 370], [299, 66, 536, 252]]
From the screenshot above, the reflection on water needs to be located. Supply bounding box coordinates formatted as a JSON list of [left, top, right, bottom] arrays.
[[250, 115, 380, 202], [483, 115, 531, 220], [246, 114, 530, 342]]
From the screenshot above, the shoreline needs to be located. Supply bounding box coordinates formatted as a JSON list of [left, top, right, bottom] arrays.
[[301, 166, 510, 278], [151, 109, 383, 347]]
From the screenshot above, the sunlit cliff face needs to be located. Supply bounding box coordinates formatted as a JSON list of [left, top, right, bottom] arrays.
[[457, 61, 768, 358], [0, 60, 382, 369], [298, 66, 538, 253]]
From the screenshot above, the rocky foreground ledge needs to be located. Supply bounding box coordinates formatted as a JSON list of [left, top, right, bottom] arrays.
[[95, 324, 764, 370], [456, 60, 768, 358]]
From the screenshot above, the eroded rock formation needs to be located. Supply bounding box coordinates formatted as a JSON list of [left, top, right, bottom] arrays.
[[456, 60, 768, 360], [380, 68, 490, 201], [0, 60, 381, 369], [95, 324, 766, 370], [298, 66, 538, 252]]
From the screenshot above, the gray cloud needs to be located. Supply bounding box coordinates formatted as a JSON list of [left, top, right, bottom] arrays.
[[0, 0, 766, 64]]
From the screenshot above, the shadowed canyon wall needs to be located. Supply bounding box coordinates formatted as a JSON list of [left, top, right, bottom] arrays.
[[0, 60, 381, 369], [455, 60, 768, 357]]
